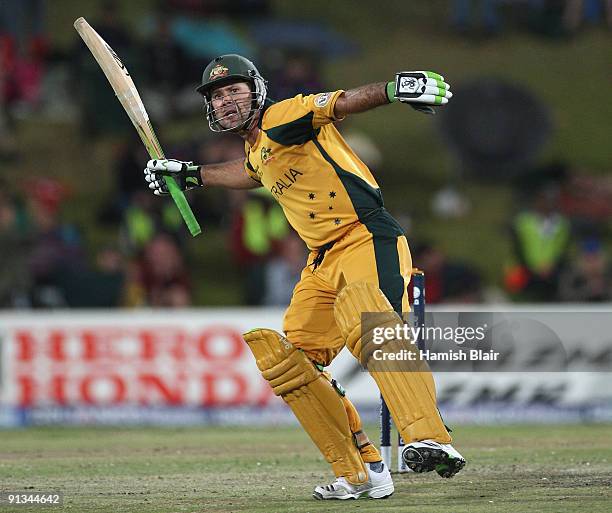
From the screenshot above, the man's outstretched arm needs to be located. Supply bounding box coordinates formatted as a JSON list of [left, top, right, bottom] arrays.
[[202, 159, 261, 189], [144, 158, 261, 195], [333, 82, 390, 118], [334, 71, 452, 118]]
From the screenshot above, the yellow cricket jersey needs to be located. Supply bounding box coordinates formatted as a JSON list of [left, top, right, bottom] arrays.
[[244, 90, 403, 250]]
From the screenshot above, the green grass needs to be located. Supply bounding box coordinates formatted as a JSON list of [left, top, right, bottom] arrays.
[[1, 424, 611, 512]]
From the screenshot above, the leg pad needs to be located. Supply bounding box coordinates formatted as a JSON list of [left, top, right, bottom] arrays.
[[243, 328, 368, 484], [334, 282, 451, 444]]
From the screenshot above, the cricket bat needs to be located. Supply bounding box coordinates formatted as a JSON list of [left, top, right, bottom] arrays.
[[74, 17, 201, 236]]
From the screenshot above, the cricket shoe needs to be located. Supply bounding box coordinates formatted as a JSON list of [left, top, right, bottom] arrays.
[[312, 461, 394, 500], [401, 440, 466, 478]]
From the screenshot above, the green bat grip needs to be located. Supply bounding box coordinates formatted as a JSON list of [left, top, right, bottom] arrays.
[[138, 123, 202, 237], [166, 177, 202, 236]]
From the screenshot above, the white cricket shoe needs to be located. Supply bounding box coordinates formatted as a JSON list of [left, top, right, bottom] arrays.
[[312, 462, 394, 500], [401, 439, 466, 478]]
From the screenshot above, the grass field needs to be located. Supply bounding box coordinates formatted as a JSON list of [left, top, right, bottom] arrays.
[[1, 424, 611, 512]]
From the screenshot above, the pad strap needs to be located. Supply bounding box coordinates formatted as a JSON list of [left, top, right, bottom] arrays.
[[353, 430, 372, 450]]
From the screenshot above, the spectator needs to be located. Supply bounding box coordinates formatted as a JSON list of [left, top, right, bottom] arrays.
[[0, 9, 47, 119], [71, 0, 135, 136], [228, 188, 289, 305], [264, 232, 307, 306], [528, 0, 612, 37], [451, 0, 504, 37], [506, 185, 571, 301], [133, 232, 191, 307], [121, 190, 184, 254], [25, 178, 85, 307], [0, 34, 16, 158], [559, 237, 612, 301], [413, 243, 484, 303], [527, 0, 570, 37], [563, 0, 612, 33], [192, 134, 245, 224], [55, 246, 126, 307], [0, 189, 30, 306], [271, 51, 324, 101], [0, 0, 46, 49], [141, 9, 192, 121], [165, 0, 271, 19]]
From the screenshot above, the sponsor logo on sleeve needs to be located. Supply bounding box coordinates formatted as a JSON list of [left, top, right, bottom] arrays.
[[314, 92, 332, 108]]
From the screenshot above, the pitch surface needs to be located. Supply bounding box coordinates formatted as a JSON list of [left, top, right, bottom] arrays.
[[1, 424, 611, 512]]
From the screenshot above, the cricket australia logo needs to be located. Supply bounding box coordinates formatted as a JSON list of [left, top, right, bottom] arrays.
[[261, 147, 275, 165], [209, 64, 229, 80]]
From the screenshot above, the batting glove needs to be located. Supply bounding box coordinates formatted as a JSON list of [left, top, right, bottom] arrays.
[[386, 71, 452, 115], [144, 159, 203, 196]]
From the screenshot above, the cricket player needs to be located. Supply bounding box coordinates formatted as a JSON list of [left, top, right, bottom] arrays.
[[144, 54, 465, 500]]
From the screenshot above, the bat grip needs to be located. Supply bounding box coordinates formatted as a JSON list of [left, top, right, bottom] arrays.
[[165, 176, 202, 236]]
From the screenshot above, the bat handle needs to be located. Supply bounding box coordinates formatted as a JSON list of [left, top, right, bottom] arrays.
[[166, 177, 202, 236]]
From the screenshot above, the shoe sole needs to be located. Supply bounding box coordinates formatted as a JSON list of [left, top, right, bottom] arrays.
[[402, 446, 466, 478], [312, 483, 394, 500], [366, 482, 394, 499]]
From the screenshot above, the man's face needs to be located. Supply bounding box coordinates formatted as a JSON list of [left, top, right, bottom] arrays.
[[210, 81, 252, 129]]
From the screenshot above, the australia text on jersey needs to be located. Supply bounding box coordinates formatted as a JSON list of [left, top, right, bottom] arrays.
[[270, 168, 303, 198]]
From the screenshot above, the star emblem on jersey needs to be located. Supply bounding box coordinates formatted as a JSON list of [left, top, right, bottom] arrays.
[[309, 212, 316, 219], [209, 64, 229, 80], [308, 193, 315, 200], [328, 206, 333, 210], [334, 218, 341, 225], [329, 191, 336, 198]]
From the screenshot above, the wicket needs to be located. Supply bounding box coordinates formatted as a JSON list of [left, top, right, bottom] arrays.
[[380, 268, 426, 473]]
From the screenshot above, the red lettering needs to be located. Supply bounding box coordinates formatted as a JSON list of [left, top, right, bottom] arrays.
[[80, 375, 126, 404], [167, 329, 187, 360], [51, 375, 68, 404], [16, 375, 36, 406], [14, 329, 66, 361], [139, 330, 157, 360], [82, 330, 109, 361], [139, 374, 184, 405], [49, 334, 67, 361]]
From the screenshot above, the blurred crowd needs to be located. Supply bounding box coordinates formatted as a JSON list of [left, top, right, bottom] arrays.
[[451, 0, 612, 38], [1, 0, 611, 308], [504, 162, 612, 302]]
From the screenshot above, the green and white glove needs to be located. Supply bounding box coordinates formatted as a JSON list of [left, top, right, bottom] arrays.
[[144, 159, 203, 196], [386, 71, 452, 115]]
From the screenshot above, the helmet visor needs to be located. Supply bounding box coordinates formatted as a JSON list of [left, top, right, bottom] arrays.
[[204, 81, 264, 132]]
